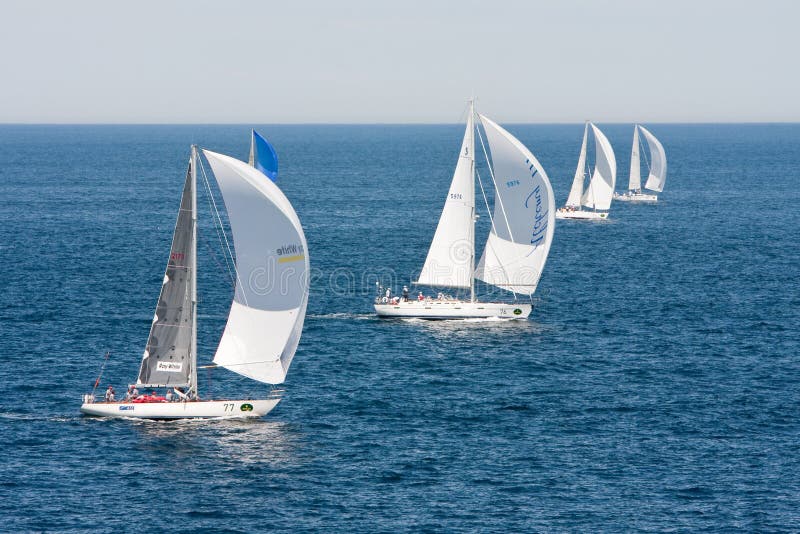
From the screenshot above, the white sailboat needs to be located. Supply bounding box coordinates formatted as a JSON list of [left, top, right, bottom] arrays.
[[374, 101, 556, 320], [81, 145, 309, 419], [613, 124, 666, 202], [556, 122, 617, 220]]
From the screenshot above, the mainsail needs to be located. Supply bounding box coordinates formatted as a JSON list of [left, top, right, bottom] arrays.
[[581, 124, 616, 210], [565, 122, 588, 207], [416, 106, 475, 289], [628, 126, 641, 191], [474, 115, 556, 295], [204, 150, 308, 384], [137, 157, 196, 388], [639, 125, 667, 192], [248, 130, 279, 182]]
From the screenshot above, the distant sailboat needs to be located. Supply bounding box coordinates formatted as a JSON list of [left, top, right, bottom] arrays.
[[248, 129, 279, 181], [556, 122, 617, 220], [614, 125, 666, 202], [374, 100, 556, 319], [81, 145, 309, 419]]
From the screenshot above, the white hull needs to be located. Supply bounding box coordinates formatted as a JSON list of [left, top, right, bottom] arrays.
[[555, 208, 608, 220], [80, 398, 281, 419], [375, 300, 531, 319], [613, 191, 657, 202]]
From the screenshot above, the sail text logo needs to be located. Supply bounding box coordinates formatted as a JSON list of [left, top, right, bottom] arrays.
[[156, 361, 183, 373], [276, 243, 306, 264], [524, 159, 548, 248], [277, 244, 303, 256]]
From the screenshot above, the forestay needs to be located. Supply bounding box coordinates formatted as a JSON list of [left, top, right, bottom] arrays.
[[417, 110, 475, 288], [628, 126, 641, 191], [474, 115, 555, 295], [581, 124, 616, 210], [639, 125, 667, 192], [137, 163, 195, 388], [204, 150, 309, 384]]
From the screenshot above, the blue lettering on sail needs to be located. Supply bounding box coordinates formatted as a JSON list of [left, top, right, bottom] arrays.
[[523, 159, 548, 249]]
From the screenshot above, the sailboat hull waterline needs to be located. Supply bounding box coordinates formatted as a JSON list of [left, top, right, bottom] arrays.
[[374, 301, 531, 320], [80, 397, 281, 420], [555, 209, 608, 220], [613, 191, 657, 202]]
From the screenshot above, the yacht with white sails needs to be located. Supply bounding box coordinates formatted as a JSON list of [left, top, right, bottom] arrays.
[[374, 100, 556, 320], [556, 122, 617, 220], [81, 141, 309, 419], [613, 125, 666, 202]]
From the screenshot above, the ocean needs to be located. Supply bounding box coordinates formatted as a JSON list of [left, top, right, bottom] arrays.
[[1, 123, 798, 531]]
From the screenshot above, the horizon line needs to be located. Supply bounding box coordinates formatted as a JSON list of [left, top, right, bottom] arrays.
[[1, 120, 799, 126]]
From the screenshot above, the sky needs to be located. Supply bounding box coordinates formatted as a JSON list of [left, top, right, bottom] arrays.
[[0, 0, 797, 123]]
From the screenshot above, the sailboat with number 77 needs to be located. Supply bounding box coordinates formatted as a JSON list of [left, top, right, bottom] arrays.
[[80, 143, 309, 419]]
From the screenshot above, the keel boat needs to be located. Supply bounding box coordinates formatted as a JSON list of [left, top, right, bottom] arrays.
[[81, 145, 309, 419], [613, 125, 666, 202], [374, 100, 555, 320], [556, 122, 617, 220]]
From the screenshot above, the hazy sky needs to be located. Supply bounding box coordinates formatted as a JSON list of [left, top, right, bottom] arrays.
[[1, 0, 797, 123]]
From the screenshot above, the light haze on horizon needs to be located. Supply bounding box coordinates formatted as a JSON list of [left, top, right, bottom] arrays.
[[0, 0, 797, 124]]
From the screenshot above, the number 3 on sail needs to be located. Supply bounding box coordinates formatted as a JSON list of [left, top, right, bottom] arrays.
[[374, 99, 556, 320]]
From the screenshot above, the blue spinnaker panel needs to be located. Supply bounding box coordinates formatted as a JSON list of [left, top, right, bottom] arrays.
[[253, 130, 279, 182]]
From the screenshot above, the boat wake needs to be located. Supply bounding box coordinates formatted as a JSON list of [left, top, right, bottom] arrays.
[[308, 313, 375, 320]]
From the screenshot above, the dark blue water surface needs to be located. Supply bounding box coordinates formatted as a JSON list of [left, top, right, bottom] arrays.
[[1, 124, 799, 532]]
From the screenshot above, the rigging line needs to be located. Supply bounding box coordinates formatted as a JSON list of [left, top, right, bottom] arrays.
[[475, 168, 498, 235], [198, 159, 235, 281], [202, 239, 236, 289], [475, 121, 515, 242], [201, 192, 235, 284], [638, 127, 652, 176], [587, 128, 597, 210], [474, 168, 517, 299], [475, 122, 520, 299], [198, 157, 250, 309]]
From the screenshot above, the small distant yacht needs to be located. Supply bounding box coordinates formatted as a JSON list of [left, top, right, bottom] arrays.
[[614, 125, 667, 202], [556, 122, 617, 220], [374, 100, 556, 320]]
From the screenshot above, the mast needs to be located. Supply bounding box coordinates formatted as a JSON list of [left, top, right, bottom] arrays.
[[566, 122, 588, 207], [248, 129, 255, 167], [468, 99, 476, 303], [629, 125, 641, 192], [189, 145, 199, 398]]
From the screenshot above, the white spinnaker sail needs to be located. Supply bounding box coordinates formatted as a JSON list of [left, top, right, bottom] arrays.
[[628, 126, 641, 191], [417, 108, 475, 288], [640, 125, 667, 192], [581, 124, 616, 210], [203, 150, 309, 385], [565, 123, 588, 207], [474, 115, 555, 295]]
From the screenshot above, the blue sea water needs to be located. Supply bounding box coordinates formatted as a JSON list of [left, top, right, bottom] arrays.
[[1, 123, 799, 532]]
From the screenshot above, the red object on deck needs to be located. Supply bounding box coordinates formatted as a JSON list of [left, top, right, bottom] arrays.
[[132, 395, 167, 403]]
